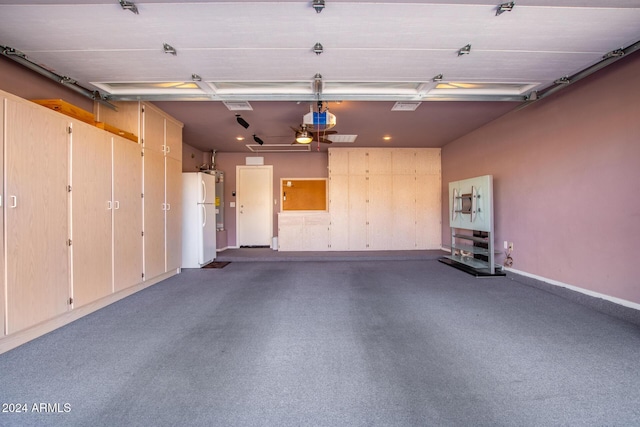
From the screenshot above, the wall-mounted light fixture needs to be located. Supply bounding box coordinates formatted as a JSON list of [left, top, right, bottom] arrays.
[[236, 114, 250, 129], [312, 0, 325, 13], [163, 43, 177, 55]]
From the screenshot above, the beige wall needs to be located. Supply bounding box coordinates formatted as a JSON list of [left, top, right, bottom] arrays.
[[442, 52, 640, 305]]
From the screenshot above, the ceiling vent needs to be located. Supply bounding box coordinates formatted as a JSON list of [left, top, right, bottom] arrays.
[[246, 144, 310, 153], [223, 101, 253, 111], [327, 134, 358, 143], [391, 101, 422, 111]]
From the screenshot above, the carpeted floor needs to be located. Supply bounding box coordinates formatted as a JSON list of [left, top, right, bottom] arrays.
[[1, 260, 639, 426]]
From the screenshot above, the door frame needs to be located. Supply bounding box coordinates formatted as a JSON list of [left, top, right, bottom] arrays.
[[236, 165, 273, 247]]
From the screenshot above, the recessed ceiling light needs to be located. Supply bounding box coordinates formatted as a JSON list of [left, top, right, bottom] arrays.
[[383, 136, 392, 141], [236, 136, 245, 141]]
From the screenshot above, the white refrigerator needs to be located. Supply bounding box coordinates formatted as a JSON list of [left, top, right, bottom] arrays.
[[182, 172, 217, 268]]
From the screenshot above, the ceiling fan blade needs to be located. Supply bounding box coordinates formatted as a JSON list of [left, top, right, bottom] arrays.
[[318, 138, 333, 144]]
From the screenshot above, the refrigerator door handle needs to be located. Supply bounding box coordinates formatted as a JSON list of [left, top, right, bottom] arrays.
[[201, 179, 206, 204], [202, 204, 206, 228]]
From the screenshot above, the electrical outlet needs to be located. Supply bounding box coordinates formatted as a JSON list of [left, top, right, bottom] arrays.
[[508, 242, 514, 251], [503, 241, 508, 250]]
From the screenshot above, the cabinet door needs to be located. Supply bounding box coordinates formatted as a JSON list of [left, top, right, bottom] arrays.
[[142, 104, 166, 155], [95, 101, 140, 138], [165, 157, 182, 272], [329, 175, 349, 250], [328, 149, 349, 175], [392, 174, 417, 250], [348, 175, 368, 250], [0, 97, 4, 337], [416, 175, 442, 249], [367, 175, 393, 250], [144, 149, 166, 279], [303, 214, 330, 251], [392, 149, 416, 175], [71, 121, 113, 307], [113, 136, 143, 291], [278, 215, 304, 251], [368, 150, 391, 175], [165, 118, 183, 162], [5, 99, 70, 334], [348, 150, 368, 176]]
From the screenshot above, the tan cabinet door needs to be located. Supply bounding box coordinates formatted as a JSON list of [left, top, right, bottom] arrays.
[[142, 104, 166, 155], [0, 96, 5, 336], [113, 136, 143, 291], [143, 149, 166, 279], [5, 99, 70, 334], [71, 121, 113, 307], [165, 157, 182, 272], [165, 118, 183, 162]]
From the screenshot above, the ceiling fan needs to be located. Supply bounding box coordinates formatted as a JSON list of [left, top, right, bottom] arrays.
[[290, 124, 336, 144]]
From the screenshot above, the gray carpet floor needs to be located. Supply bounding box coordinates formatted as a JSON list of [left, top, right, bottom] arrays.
[[1, 260, 639, 426]]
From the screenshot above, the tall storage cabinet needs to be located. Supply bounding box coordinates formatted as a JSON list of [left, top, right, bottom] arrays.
[[142, 103, 183, 280], [328, 148, 441, 251], [70, 121, 113, 307], [4, 97, 70, 334], [113, 135, 144, 291], [1, 90, 181, 354]]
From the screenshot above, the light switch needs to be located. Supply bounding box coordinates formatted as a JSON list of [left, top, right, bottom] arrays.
[[230, 202, 236, 208]]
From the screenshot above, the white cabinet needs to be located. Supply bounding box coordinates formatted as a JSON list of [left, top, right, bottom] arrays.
[[328, 148, 441, 251], [4, 97, 70, 334], [278, 213, 330, 251]]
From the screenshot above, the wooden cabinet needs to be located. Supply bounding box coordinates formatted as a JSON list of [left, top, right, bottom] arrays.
[[70, 121, 113, 307], [328, 148, 441, 251], [278, 213, 330, 251], [165, 157, 183, 271], [113, 135, 144, 291], [142, 105, 184, 280], [4, 97, 70, 334], [144, 149, 166, 280]]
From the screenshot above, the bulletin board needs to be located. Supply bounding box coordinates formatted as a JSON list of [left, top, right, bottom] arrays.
[[281, 178, 328, 211]]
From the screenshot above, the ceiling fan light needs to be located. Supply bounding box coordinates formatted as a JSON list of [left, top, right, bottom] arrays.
[[296, 131, 313, 144]]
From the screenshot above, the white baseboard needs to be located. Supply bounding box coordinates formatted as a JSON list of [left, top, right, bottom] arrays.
[[217, 246, 232, 252], [0, 270, 178, 355], [505, 267, 640, 311]]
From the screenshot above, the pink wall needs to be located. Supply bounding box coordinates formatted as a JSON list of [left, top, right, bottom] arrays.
[[442, 52, 640, 305], [215, 152, 329, 247], [0, 56, 94, 112]]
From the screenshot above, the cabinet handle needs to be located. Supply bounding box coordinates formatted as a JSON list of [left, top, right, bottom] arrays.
[[10, 195, 17, 208], [166, 203, 171, 211], [107, 201, 112, 210], [162, 203, 166, 211], [166, 145, 171, 154], [114, 201, 120, 210], [0, 195, 2, 208]]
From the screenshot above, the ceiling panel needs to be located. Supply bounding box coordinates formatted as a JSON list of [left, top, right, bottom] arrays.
[[0, 1, 638, 152]]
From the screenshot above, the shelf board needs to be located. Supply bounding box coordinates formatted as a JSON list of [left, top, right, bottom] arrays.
[[452, 233, 488, 243], [444, 243, 489, 255]]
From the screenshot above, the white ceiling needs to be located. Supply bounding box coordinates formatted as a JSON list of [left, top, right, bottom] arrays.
[[1, 0, 639, 152]]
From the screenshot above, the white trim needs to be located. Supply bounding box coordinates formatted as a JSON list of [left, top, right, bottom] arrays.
[[506, 267, 640, 311], [216, 246, 232, 252]]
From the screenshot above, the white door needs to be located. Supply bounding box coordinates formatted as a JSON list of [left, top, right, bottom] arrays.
[[237, 166, 273, 247]]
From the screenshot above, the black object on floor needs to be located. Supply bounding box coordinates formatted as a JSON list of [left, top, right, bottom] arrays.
[[438, 257, 506, 277], [202, 261, 230, 268]]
